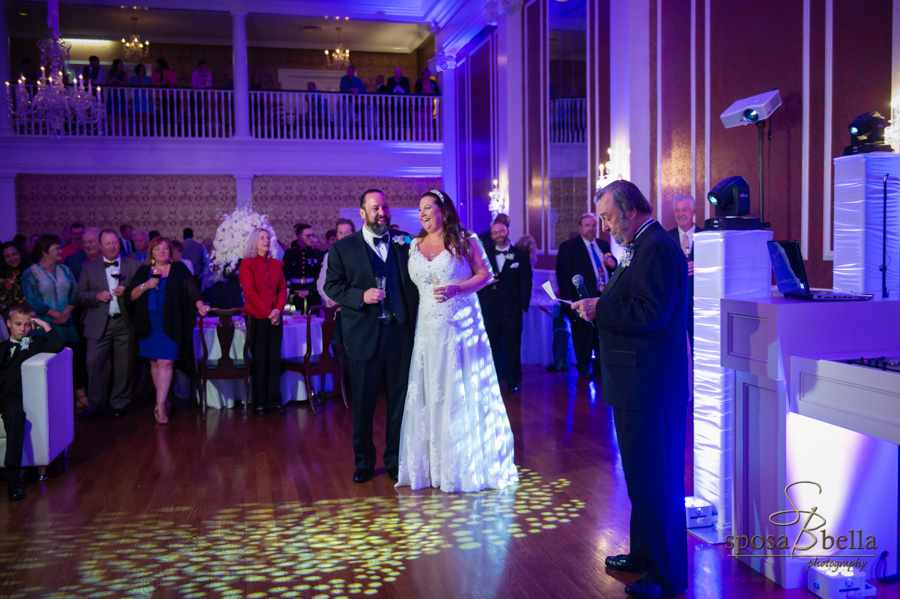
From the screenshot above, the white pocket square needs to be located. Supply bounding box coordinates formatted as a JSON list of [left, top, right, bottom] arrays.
[[510, 262, 520, 269]]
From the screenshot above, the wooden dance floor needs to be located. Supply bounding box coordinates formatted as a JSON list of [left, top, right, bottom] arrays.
[[1, 366, 891, 599]]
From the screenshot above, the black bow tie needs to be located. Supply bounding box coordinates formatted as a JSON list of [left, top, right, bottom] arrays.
[[104, 261, 119, 268], [495, 248, 508, 255], [374, 234, 389, 247]]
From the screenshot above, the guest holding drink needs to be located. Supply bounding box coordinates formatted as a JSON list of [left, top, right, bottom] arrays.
[[22, 234, 87, 407], [239, 229, 288, 415], [127, 237, 209, 424]]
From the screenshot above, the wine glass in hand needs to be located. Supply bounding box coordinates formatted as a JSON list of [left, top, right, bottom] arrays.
[[375, 276, 389, 320]]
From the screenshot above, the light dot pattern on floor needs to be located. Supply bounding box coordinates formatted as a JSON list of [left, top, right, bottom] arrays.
[[0, 469, 585, 598]]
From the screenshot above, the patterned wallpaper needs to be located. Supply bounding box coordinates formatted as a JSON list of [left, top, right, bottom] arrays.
[[16, 175, 442, 245], [251, 176, 442, 243], [550, 177, 589, 248], [16, 175, 237, 242]]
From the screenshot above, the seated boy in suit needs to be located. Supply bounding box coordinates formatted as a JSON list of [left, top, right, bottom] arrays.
[[1, 303, 63, 501]]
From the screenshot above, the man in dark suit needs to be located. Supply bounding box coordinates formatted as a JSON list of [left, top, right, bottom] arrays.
[[1, 304, 63, 501], [385, 67, 410, 94], [555, 213, 614, 378], [574, 180, 689, 599], [477, 220, 532, 394], [75, 229, 141, 418], [324, 189, 419, 484], [667, 194, 703, 349]]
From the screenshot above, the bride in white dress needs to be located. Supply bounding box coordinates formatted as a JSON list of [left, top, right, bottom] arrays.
[[395, 190, 519, 493]]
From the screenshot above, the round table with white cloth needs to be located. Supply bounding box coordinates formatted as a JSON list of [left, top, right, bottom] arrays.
[[175, 314, 332, 408]]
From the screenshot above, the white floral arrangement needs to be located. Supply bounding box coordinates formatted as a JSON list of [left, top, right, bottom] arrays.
[[211, 206, 279, 272], [620, 246, 635, 268]]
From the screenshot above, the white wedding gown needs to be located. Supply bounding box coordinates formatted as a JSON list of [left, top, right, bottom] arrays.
[[395, 239, 519, 493]]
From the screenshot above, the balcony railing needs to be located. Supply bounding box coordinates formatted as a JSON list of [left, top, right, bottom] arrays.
[[6, 85, 443, 142], [8, 85, 234, 138], [550, 98, 586, 144], [250, 91, 441, 141]]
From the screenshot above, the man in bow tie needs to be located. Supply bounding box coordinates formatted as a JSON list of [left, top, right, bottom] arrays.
[[74, 229, 141, 418], [0, 304, 62, 501], [573, 180, 689, 599], [477, 221, 532, 394], [324, 189, 419, 484]]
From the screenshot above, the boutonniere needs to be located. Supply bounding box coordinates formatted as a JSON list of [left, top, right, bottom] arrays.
[[620, 246, 635, 268], [392, 235, 411, 246], [19, 337, 32, 351]]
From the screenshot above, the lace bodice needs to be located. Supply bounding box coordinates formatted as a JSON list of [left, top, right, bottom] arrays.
[[408, 240, 482, 324]]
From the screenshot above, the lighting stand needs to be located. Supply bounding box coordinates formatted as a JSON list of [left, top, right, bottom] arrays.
[[756, 120, 771, 228]]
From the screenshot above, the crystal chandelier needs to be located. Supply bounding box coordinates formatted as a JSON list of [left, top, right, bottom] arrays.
[[5, 36, 104, 138], [324, 27, 350, 69], [122, 17, 150, 62]]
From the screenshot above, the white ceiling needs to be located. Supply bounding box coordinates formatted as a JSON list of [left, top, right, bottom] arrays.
[[7, 1, 433, 53]]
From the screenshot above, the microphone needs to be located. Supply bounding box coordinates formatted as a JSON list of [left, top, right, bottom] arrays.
[[572, 274, 590, 300], [572, 274, 594, 326]]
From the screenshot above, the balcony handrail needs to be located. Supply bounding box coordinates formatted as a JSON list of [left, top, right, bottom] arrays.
[[550, 97, 586, 144]]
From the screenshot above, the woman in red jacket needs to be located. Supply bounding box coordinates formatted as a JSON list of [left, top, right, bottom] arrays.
[[239, 228, 288, 416]]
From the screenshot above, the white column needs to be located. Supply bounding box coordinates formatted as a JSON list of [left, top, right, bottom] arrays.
[[236, 175, 253, 209], [0, 0, 11, 135], [497, 5, 525, 242], [609, 0, 651, 195], [0, 175, 16, 240], [431, 53, 458, 204], [232, 11, 250, 139]]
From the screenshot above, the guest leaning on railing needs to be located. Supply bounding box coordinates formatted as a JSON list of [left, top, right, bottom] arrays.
[[239, 228, 288, 416], [126, 237, 209, 424]]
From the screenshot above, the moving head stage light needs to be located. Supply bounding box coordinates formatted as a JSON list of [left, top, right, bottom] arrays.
[[843, 111, 894, 155], [704, 176, 764, 230]]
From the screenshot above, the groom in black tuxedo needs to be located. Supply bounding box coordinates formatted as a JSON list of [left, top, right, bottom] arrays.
[[324, 189, 419, 483], [574, 180, 689, 599], [477, 220, 532, 394]]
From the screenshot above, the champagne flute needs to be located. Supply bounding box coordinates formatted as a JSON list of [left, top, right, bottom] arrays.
[[375, 276, 389, 320]]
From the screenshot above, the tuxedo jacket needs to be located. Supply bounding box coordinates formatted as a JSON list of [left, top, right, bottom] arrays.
[[593, 222, 688, 411], [478, 246, 532, 318], [555, 236, 612, 301], [323, 230, 419, 362], [75, 256, 141, 340], [0, 329, 63, 402], [667, 224, 704, 261]]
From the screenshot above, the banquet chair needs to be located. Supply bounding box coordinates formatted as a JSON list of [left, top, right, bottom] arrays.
[[0, 348, 74, 481], [282, 305, 347, 415], [196, 308, 252, 420]]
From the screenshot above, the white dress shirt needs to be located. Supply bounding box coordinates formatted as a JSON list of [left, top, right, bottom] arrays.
[[362, 227, 390, 261], [103, 259, 122, 316], [676, 225, 696, 254], [494, 243, 511, 272]]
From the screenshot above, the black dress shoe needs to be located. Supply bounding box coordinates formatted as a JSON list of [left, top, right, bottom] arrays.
[[112, 409, 126, 418], [387, 467, 398, 481], [7, 480, 25, 502], [353, 469, 373, 483], [254, 406, 266, 416], [266, 406, 286, 415], [605, 554, 647, 573], [75, 407, 104, 420], [506, 383, 519, 395], [624, 578, 665, 598]]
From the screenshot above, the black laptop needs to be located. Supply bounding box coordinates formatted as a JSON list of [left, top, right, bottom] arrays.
[[767, 240, 873, 301]]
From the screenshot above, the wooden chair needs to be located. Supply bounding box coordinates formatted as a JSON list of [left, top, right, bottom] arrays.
[[282, 305, 348, 415], [195, 308, 252, 420]]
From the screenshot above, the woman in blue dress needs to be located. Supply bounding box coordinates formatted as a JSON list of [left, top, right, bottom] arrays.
[[127, 237, 209, 424]]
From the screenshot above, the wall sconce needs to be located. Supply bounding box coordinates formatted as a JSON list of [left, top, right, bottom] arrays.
[[488, 179, 507, 220]]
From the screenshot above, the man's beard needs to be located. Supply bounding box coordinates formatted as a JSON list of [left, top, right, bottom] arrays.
[[613, 218, 632, 246], [366, 215, 390, 236]]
